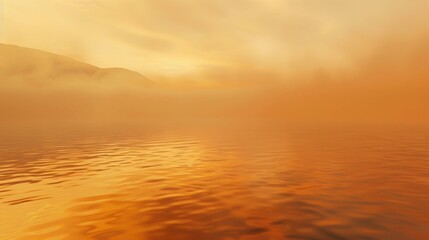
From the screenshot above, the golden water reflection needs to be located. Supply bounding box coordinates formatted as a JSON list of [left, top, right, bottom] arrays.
[[1, 124, 429, 239]]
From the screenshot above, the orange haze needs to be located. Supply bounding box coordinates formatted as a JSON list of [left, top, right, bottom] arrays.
[[1, 0, 429, 125]]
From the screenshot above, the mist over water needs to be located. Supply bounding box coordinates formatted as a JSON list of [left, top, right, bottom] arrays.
[[1, 123, 429, 240], [1, 1, 429, 239]]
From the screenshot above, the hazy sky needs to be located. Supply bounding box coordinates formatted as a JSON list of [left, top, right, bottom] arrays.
[[1, 0, 429, 124], [2, 0, 429, 83]]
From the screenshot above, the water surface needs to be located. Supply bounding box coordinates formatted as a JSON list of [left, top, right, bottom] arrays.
[[1, 123, 429, 239]]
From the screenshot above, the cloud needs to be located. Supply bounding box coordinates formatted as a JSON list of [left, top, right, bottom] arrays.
[[3, 0, 428, 83], [1, 1, 429, 125]]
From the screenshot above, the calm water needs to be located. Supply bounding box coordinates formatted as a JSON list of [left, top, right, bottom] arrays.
[[1, 123, 429, 239]]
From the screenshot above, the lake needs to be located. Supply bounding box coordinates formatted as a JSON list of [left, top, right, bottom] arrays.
[[1, 122, 429, 239]]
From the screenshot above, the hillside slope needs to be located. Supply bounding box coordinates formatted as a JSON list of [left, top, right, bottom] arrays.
[[0, 44, 153, 88]]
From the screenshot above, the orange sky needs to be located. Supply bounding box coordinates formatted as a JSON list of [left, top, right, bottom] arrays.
[[2, 0, 428, 84], [1, 1, 429, 125]]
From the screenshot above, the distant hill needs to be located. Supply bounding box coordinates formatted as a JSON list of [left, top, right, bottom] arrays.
[[0, 44, 428, 125], [0, 44, 157, 123], [0, 44, 153, 88]]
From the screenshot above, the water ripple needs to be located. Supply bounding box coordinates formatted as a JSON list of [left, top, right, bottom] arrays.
[[0, 125, 429, 239]]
